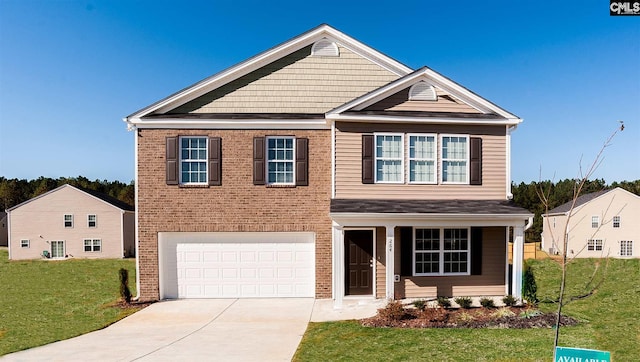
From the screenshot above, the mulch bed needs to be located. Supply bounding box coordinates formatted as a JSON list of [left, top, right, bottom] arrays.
[[361, 304, 579, 329]]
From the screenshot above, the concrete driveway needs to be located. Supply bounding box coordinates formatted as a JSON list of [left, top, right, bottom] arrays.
[[2, 298, 315, 362]]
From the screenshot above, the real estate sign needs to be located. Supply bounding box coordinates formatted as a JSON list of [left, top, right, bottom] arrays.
[[555, 347, 610, 362]]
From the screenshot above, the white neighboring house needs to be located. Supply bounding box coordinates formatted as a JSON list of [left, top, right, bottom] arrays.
[[6, 184, 135, 260], [542, 187, 640, 258]]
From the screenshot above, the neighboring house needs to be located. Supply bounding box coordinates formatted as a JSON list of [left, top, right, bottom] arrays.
[[542, 187, 639, 258], [0, 211, 7, 247], [124, 24, 533, 304], [6, 184, 135, 260]]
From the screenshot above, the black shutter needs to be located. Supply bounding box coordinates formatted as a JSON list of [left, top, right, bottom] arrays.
[[295, 138, 308, 186], [166, 136, 179, 185], [362, 134, 374, 184], [253, 137, 265, 185], [208, 137, 222, 186], [471, 227, 483, 275], [400, 227, 413, 276], [470, 137, 482, 185]]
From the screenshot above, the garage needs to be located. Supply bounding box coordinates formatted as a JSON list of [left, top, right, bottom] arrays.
[[158, 232, 315, 299]]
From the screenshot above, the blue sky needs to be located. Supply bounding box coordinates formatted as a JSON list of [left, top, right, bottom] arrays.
[[1, 0, 638, 184]]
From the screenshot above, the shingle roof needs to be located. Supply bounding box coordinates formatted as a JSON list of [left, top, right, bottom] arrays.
[[75, 186, 134, 212], [330, 199, 531, 215], [547, 189, 611, 214]]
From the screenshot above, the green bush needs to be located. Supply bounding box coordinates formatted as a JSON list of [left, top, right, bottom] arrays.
[[412, 299, 427, 311], [480, 297, 495, 308], [436, 296, 451, 309], [522, 262, 538, 304], [502, 294, 517, 306], [454, 296, 473, 309], [378, 300, 405, 321]]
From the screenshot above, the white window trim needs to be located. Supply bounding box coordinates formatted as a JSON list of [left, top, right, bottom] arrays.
[[587, 239, 603, 251], [83, 238, 102, 252], [64, 214, 73, 228], [266, 136, 296, 186], [21, 239, 30, 248], [88, 214, 97, 228], [374, 133, 404, 184], [613, 216, 620, 228], [620, 240, 633, 256], [179, 136, 208, 185], [407, 133, 437, 185], [440, 134, 470, 184], [591, 215, 599, 228], [413, 227, 470, 276]]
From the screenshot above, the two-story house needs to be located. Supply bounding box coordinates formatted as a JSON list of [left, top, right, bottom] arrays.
[[542, 187, 639, 258], [124, 24, 533, 305]]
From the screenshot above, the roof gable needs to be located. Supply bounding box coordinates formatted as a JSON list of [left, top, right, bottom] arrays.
[[125, 24, 412, 128], [7, 184, 134, 212], [326, 67, 522, 125], [546, 187, 640, 215]]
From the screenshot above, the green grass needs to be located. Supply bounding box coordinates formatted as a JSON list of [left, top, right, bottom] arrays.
[[0, 248, 138, 355], [294, 258, 640, 361]]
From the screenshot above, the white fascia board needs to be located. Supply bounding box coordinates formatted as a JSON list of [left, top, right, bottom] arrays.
[[125, 24, 412, 122], [327, 113, 521, 126], [331, 212, 534, 227], [127, 118, 330, 130]]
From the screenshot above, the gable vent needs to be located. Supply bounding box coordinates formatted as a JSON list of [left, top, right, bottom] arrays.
[[311, 38, 339, 57], [409, 81, 437, 101]]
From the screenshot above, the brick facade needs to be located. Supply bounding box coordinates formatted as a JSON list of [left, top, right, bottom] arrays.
[[137, 128, 332, 300]]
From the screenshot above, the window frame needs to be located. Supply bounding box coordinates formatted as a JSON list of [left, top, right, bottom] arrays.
[[440, 134, 470, 184], [64, 214, 73, 228], [20, 239, 30, 248], [179, 136, 208, 185], [265, 136, 296, 186], [87, 214, 97, 228], [413, 227, 470, 276], [591, 215, 599, 228], [83, 239, 102, 252], [620, 240, 633, 256], [587, 239, 603, 251], [613, 216, 620, 228], [374, 133, 405, 184], [407, 133, 437, 184]]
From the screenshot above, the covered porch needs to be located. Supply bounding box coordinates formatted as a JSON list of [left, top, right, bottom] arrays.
[[330, 199, 533, 308]]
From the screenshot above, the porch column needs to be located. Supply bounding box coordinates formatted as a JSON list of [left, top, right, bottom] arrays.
[[385, 225, 395, 300], [332, 222, 344, 309], [512, 225, 525, 300]]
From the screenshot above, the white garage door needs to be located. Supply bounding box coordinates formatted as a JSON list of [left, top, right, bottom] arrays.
[[159, 232, 315, 299]]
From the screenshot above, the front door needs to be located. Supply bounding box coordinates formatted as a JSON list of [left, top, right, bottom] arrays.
[[51, 241, 65, 258], [345, 230, 374, 295]]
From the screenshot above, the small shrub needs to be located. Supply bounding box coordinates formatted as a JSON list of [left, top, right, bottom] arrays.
[[437, 296, 452, 309], [522, 262, 538, 304], [480, 297, 495, 308], [377, 300, 406, 321], [412, 299, 427, 311], [456, 311, 476, 323], [118, 268, 132, 304], [491, 307, 516, 319], [519, 308, 543, 319], [502, 295, 517, 306], [454, 296, 473, 309]]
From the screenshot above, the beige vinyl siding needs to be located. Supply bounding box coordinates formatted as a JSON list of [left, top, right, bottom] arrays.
[[375, 227, 386, 299], [334, 122, 507, 199], [364, 88, 482, 114], [399, 227, 506, 298], [8, 186, 128, 260], [170, 45, 399, 114]]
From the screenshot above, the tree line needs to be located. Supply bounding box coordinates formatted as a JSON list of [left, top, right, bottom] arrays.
[[511, 178, 640, 242], [1, 176, 638, 243], [0, 176, 134, 210]]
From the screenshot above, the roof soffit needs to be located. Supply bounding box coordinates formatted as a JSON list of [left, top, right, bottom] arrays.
[[125, 24, 413, 123]]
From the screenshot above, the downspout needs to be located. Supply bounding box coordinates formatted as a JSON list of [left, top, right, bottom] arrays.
[[506, 125, 518, 200], [124, 117, 141, 301], [6, 211, 11, 260], [524, 216, 534, 231]]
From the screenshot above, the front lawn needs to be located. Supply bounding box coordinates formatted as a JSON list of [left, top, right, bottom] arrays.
[[0, 248, 138, 355], [294, 258, 640, 361]]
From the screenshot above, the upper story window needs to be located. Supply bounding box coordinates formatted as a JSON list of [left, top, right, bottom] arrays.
[[375, 134, 404, 183], [591, 216, 599, 228], [180, 137, 208, 185], [267, 137, 295, 185], [613, 216, 620, 228], [441, 135, 469, 184], [88, 214, 97, 228], [408, 134, 436, 184], [64, 214, 73, 228]]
